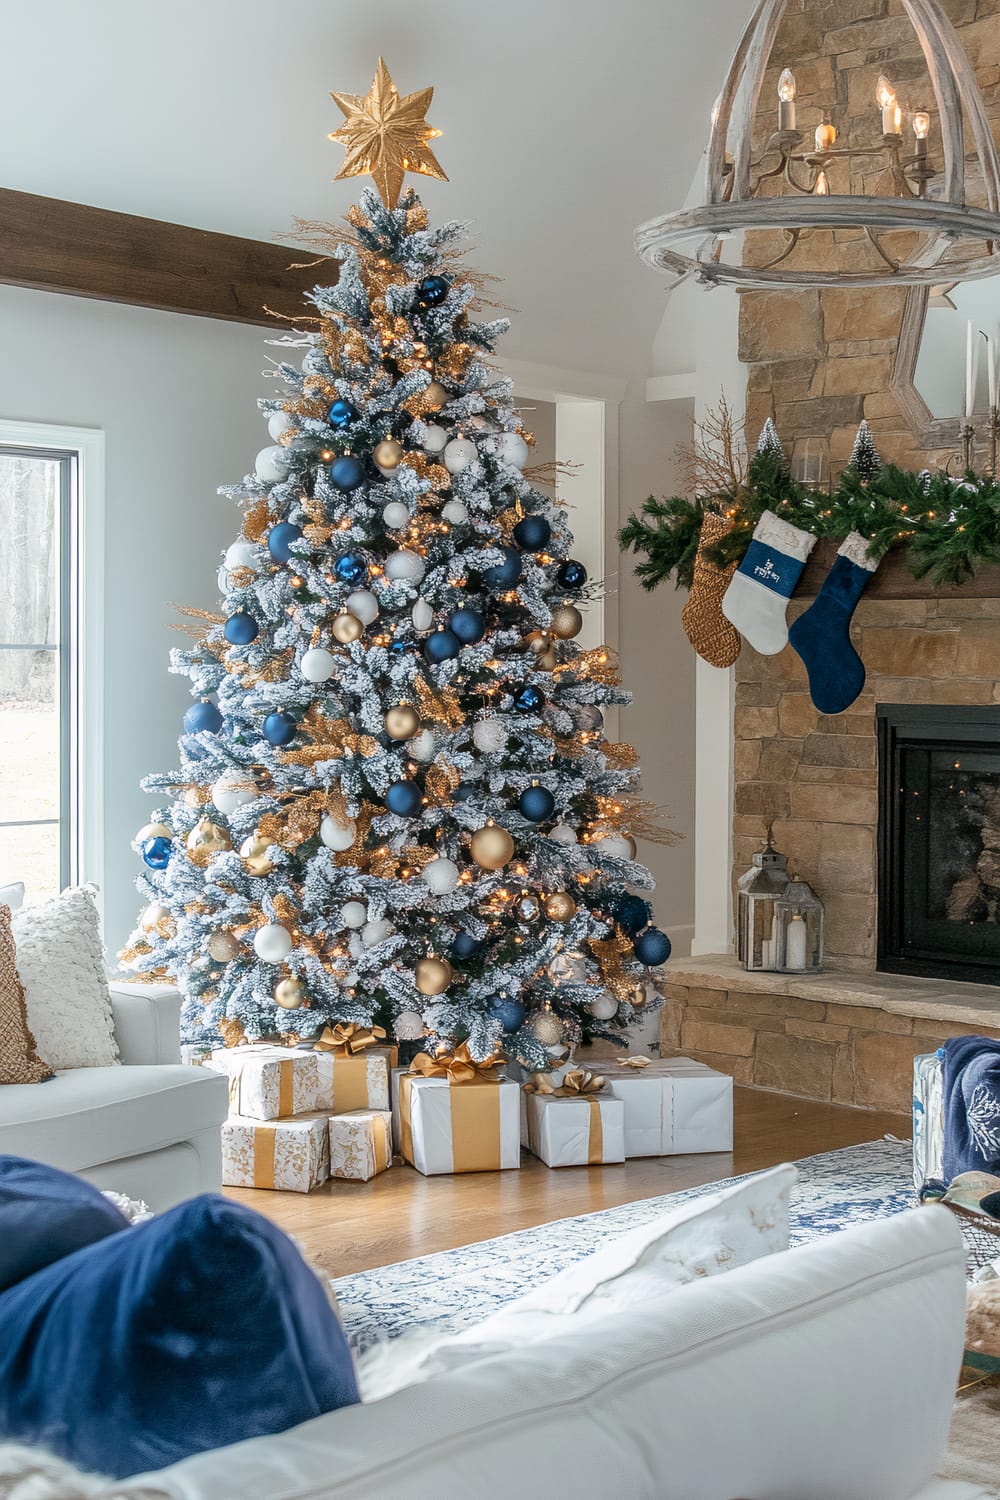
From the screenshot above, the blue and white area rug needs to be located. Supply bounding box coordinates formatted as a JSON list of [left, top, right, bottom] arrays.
[[334, 1137, 914, 1353]]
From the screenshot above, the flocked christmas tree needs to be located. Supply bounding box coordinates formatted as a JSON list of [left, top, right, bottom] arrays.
[[846, 419, 882, 484], [121, 61, 673, 1068]]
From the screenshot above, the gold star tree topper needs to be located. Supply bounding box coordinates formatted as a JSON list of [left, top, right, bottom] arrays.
[[329, 58, 447, 211]]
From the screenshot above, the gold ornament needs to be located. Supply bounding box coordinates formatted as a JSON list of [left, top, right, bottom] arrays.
[[550, 605, 583, 640], [274, 976, 307, 1009], [470, 822, 515, 870], [240, 832, 273, 876], [328, 57, 447, 211], [373, 438, 404, 470], [544, 891, 577, 922], [415, 955, 453, 995], [630, 982, 648, 1009], [186, 817, 231, 865], [624, 833, 638, 859], [522, 630, 550, 654], [516, 893, 541, 923], [207, 930, 240, 962], [537, 647, 558, 671], [385, 704, 420, 740], [424, 380, 447, 411], [332, 611, 364, 644], [527, 1006, 565, 1045]]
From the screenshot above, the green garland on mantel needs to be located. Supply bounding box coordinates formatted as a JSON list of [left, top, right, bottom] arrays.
[[620, 447, 1000, 592]]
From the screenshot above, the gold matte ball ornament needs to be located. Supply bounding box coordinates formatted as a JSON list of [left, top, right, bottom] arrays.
[[385, 705, 420, 740], [527, 1006, 565, 1045], [207, 930, 240, 962], [374, 438, 404, 470], [424, 380, 448, 411], [274, 976, 307, 1009], [550, 605, 583, 640], [470, 822, 515, 871], [186, 817, 231, 864], [414, 955, 453, 996], [522, 630, 551, 655], [544, 891, 577, 923], [537, 647, 558, 671], [331, 611, 365, 644], [240, 832, 273, 876], [630, 982, 649, 1009]]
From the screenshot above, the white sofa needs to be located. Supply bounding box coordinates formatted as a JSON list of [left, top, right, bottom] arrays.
[[0, 983, 228, 1209], [129, 1205, 984, 1500]]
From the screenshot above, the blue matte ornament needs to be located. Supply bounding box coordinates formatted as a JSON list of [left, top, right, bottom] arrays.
[[453, 782, 477, 802], [224, 613, 258, 645], [512, 684, 544, 714], [491, 998, 526, 1033], [557, 558, 588, 590], [617, 893, 652, 937], [327, 398, 359, 430], [518, 784, 556, 822], [329, 455, 366, 492], [183, 700, 223, 735], [262, 712, 296, 747], [512, 515, 551, 551], [267, 522, 303, 564], [634, 927, 672, 967], [334, 552, 368, 585], [423, 628, 461, 664], [389, 639, 411, 654], [484, 546, 523, 588], [416, 275, 449, 307], [448, 607, 485, 645], [386, 780, 422, 817], [451, 931, 483, 960], [140, 835, 172, 870]]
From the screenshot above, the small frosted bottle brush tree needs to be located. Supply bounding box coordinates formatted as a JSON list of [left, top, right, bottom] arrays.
[[122, 60, 674, 1068]]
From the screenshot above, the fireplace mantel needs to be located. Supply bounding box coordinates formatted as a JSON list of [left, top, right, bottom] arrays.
[[798, 543, 1000, 600]]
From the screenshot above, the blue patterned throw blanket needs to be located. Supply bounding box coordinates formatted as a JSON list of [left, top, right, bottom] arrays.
[[942, 1035, 1000, 1182]]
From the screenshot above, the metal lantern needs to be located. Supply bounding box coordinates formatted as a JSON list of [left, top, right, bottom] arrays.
[[774, 879, 825, 975], [736, 835, 789, 972]]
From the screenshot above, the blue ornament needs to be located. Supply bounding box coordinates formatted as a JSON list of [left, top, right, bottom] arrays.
[[329, 455, 366, 492], [452, 931, 484, 960], [224, 612, 258, 645], [389, 638, 411, 654], [183, 699, 223, 735], [512, 684, 544, 714], [386, 779, 422, 817], [416, 275, 449, 307], [262, 711, 296, 747], [617, 893, 652, 937], [448, 607, 485, 645], [634, 927, 672, 967], [140, 835, 172, 870], [334, 552, 368, 585], [327, 398, 359, 429], [484, 546, 523, 588], [491, 998, 526, 1033], [557, 558, 588, 590], [519, 784, 556, 822], [424, 628, 462, 664], [512, 515, 551, 551], [453, 781, 477, 803], [267, 521, 303, 564]]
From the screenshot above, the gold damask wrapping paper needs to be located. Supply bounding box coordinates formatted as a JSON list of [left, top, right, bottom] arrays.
[[222, 1113, 330, 1192], [208, 1045, 320, 1122], [315, 1050, 391, 1112], [328, 1109, 393, 1181]]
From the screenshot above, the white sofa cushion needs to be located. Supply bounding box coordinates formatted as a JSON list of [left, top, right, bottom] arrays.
[[0, 882, 25, 913], [12, 887, 118, 1069]]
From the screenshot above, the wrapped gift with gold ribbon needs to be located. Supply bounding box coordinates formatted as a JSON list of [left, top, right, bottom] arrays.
[[398, 1044, 521, 1176], [221, 1112, 329, 1192], [312, 1024, 394, 1113], [208, 1045, 320, 1122], [600, 1055, 733, 1158], [328, 1109, 393, 1182], [523, 1069, 625, 1169]]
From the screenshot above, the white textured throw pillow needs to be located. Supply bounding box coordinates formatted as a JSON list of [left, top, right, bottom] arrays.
[[0, 882, 25, 912], [0, 1442, 168, 1497], [12, 887, 119, 1070], [358, 1163, 796, 1402]]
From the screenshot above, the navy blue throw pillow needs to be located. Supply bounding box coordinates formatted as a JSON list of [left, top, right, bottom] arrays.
[[0, 1193, 359, 1478], [0, 1156, 128, 1293]]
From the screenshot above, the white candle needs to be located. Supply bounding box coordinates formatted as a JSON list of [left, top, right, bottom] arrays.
[[785, 915, 808, 971], [966, 320, 978, 419], [987, 330, 998, 412]]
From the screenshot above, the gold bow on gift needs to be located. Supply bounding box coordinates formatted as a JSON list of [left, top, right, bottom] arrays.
[[409, 1041, 505, 1084], [524, 1068, 606, 1098], [315, 1023, 387, 1056], [616, 1055, 653, 1070]]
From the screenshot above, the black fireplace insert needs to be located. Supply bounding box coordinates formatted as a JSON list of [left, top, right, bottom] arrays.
[[877, 704, 1000, 985]]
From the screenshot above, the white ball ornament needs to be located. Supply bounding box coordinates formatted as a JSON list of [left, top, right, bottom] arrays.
[[394, 1010, 426, 1041], [211, 771, 255, 816], [254, 445, 292, 484], [473, 718, 508, 754], [320, 815, 357, 852], [300, 647, 337, 683], [549, 823, 579, 846], [441, 499, 468, 525], [423, 856, 459, 895], [136, 822, 172, 843], [225, 540, 258, 572], [382, 501, 409, 530], [495, 432, 530, 470], [267, 411, 294, 442], [587, 993, 620, 1021], [140, 903, 170, 931], [421, 424, 449, 456], [253, 924, 292, 964], [444, 437, 477, 475], [341, 901, 368, 929], [596, 834, 633, 860], [346, 589, 379, 626], [362, 918, 394, 947], [408, 729, 436, 763], [412, 598, 434, 632], [217, 566, 229, 594], [386, 550, 426, 584]]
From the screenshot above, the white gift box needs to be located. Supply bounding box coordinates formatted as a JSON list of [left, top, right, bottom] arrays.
[[222, 1111, 330, 1192], [913, 1049, 945, 1191], [601, 1057, 733, 1158], [525, 1090, 625, 1168], [398, 1073, 521, 1176], [209, 1045, 320, 1121], [315, 1050, 390, 1113], [328, 1109, 393, 1181]]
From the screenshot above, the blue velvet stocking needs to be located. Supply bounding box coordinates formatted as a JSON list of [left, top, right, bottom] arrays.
[[788, 538, 877, 714]]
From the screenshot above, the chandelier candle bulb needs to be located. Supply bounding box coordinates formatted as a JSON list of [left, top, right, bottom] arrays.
[[815, 115, 836, 153], [877, 75, 900, 135], [814, 170, 830, 197], [777, 68, 796, 132], [913, 108, 931, 158]]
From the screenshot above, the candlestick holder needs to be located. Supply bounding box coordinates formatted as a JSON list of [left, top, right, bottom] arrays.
[[990, 407, 999, 479], [961, 420, 976, 473]]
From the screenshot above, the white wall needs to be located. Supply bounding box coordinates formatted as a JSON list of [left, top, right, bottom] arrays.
[[0, 285, 270, 953]]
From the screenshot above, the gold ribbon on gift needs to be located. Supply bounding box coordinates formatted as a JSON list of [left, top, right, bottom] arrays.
[[315, 1023, 387, 1056], [318, 1054, 374, 1112], [400, 1044, 506, 1172], [616, 1055, 653, 1070], [227, 1056, 295, 1118], [523, 1069, 606, 1164], [252, 1123, 277, 1189], [408, 1042, 505, 1084], [372, 1115, 390, 1176]]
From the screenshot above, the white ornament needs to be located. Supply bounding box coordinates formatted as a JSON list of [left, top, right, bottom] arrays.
[[346, 589, 379, 625], [225, 540, 258, 572], [549, 823, 578, 846], [253, 924, 292, 964], [300, 647, 337, 683], [395, 1009, 426, 1041], [587, 993, 619, 1021], [495, 431, 530, 470], [139, 903, 170, 931], [267, 410, 294, 442], [421, 424, 449, 455], [444, 437, 477, 474], [136, 822, 171, 843], [423, 856, 459, 895], [254, 445, 292, 484], [473, 718, 508, 754], [550, 951, 587, 983], [348, 933, 365, 960], [362, 918, 394, 947], [408, 729, 436, 762], [211, 771, 255, 816], [217, 566, 229, 594], [341, 901, 367, 929], [597, 834, 633, 860], [320, 815, 357, 852], [386, 550, 426, 584], [441, 499, 468, 525], [382, 501, 409, 530], [412, 598, 435, 632]]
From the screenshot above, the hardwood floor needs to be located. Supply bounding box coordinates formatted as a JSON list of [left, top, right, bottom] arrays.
[[224, 1087, 909, 1279]]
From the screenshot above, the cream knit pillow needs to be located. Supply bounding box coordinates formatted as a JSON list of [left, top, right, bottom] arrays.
[[12, 887, 119, 1070]]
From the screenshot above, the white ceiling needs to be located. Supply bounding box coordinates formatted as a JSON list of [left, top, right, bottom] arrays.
[[0, 0, 744, 377]]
